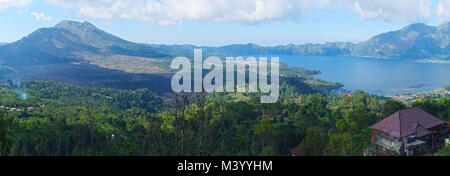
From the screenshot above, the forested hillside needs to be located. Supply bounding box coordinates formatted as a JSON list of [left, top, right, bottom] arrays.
[[1, 80, 449, 156]]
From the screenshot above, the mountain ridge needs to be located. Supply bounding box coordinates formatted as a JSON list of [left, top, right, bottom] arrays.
[[151, 22, 450, 59], [0, 20, 449, 68], [351, 22, 450, 58]]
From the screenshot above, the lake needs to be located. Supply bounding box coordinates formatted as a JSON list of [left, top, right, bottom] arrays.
[[277, 55, 450, 95]]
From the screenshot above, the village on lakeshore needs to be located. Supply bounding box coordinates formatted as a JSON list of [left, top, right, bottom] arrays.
[[389, 86, 450, 103]]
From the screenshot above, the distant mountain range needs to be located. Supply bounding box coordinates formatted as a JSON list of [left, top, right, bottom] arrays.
[[0, 42, 6, 46], [0, 20, 449, 69], [151, 22, 450, 59]]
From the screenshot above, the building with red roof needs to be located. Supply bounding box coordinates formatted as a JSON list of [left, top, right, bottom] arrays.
[[289, 145, 301, 156], [370, 107, 448, 156]]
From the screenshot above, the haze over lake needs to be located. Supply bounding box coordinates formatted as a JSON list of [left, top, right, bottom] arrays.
[[277, 56, 450, 95]]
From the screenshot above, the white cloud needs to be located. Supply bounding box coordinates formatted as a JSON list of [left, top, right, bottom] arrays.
[[0, 0, 34, 11], [346, 0, 434, 22], [46, 0, 323, 26], [1, 0, 448, 25], [30, 11, 53, 22], [45, 0, 443, 25], [437, 0, 450, 23]]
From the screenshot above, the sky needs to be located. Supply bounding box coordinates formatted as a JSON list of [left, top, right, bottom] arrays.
[[0, 0, 449, 46]]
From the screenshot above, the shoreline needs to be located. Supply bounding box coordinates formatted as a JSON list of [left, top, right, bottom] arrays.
[[387, 86, 450, 102]]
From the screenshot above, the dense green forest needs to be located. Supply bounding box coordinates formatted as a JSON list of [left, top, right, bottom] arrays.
[[0, 80, 449, 156]]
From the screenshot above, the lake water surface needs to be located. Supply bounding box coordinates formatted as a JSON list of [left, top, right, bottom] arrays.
[[277, 55, 450, 95]]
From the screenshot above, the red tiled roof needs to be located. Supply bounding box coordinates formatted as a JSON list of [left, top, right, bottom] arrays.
[[413, 123, 432, 138], [261, 114, 276, 120], [370, 107, 445, 138], [289, 145, 301, 156]]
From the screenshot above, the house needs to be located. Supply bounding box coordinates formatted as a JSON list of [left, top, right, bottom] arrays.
[[342, 92, 352, 97], [261, 114, 276, 120], [370, 107, 448, 156], [289, 145, 301, 156]]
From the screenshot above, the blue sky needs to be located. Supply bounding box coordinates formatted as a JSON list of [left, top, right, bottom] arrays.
[[0, 0, 448, 46]]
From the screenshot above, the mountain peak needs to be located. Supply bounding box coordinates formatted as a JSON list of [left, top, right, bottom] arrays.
[[52, 20, 131, 49], [54, 20, 98, 34], [402, 23, 434, 32], [0, 20, 170, 66], [55, 20, 93, 28]]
